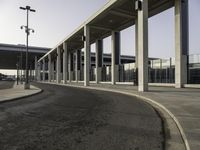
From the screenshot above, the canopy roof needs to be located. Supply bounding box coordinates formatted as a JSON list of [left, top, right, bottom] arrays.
[[39, 0, 174, 61]]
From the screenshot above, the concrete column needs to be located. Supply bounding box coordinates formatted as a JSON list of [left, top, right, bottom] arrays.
[[137, 0, 149, 92], [135, 16, 138, 68], [56, 47, 61, 83], [175, 0, 188, 88], [37, 62, 41, 81], [42, 59, 45, 81], [48, 54, 52, 82], [52, 61, 55, 82], [84, 25, 90, 86], [135, 16, 139, 85], [69, 52, 74, 82], [76, 49, 81, 82], [95, 39, 103, 83], [34, 56, 38, 81], [63, 42, 68, 84], [30, 70, 32, 81], [111, 31, 120, 85]]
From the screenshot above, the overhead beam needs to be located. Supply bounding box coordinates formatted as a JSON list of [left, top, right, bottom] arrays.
[[68, 41, 82, 45], [110, 10, 135, 19], [90, 25, 112, 31]]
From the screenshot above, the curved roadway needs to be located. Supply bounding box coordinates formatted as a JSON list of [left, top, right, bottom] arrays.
[[0, 82, 164, 150]]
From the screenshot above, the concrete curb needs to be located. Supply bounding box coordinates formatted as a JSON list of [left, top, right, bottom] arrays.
[[0, 86, 43, 104], [39, 81, 190, 150]]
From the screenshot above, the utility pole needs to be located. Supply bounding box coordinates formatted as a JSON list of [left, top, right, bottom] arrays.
[[16, 63, 19, 85], [20, 6, 36, 89]]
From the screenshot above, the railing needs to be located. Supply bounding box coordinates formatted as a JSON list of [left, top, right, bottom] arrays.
[[46, 54, 200, 84], [188, 54, 200, 84], [119, 63, 137, 82], [149, 58, 175, 83], [117, 54, 200, 84], [102, 66, 111, 82]]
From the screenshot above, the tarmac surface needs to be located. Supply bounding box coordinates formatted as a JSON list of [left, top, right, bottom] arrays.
[[0, 82, 164, 150], [86, 83, 200, 150], [0, 81, 14, 90]]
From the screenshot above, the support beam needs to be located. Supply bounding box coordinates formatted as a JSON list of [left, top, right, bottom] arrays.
[[76, 49, 81, 82], [90, 25, 112, 31], [42, 59, 45, 81], [30, 70, 32, 81], [175, 0, 188, 88], [135, 15, 139, 85], [34, 56, 38, 81], [63, 42, 68, 84], [48, 54, 52, 82], [111, 31, 121, 85], [95, 39, 103, 84], [84, 25, 90, 86], [52, 61, 55, 82], [37, 62, 41, 81], [110, 10, 135, 19], [137, 0, 149, 92], [56, 47, 61, 83], [69, 52, 74, 82]]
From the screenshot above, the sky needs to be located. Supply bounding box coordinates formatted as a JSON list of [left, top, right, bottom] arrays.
[[0, 0, 200, 75]]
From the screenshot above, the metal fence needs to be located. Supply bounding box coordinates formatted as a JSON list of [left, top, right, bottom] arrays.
[[149, 58, 175, 83], [188, 54, 200, 84], [116, 54, 200, 84], [102, 66, 111, 82], [119, 63, 137, 82], [50, 54, 200, 84]]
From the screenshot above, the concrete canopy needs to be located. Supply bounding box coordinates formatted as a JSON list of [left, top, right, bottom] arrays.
[[39, 0, 174, 61]]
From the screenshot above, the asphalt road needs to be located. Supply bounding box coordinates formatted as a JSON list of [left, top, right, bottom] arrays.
[[0, 81, 14, 90], [0, 82, 164, 150]]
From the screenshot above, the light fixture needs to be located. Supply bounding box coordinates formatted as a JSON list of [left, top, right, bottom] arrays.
[[135, 0, 142, 11]]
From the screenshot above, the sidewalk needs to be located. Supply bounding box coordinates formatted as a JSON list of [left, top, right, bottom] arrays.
[[41, 81, 200, 150], [0, 82, 42, 103]]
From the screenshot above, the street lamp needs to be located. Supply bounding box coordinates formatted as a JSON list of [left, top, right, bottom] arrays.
[[18, 44, 25, 84], [20, 6, 36, 89], [16, 63, 19, 85]]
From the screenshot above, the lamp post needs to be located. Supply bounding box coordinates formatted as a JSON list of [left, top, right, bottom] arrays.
[[20, 6, 36, 89], [18, 44, 25, 84], [16, 63, 19, 85]]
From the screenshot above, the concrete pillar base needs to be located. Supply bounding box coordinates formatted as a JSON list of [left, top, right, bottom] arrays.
[[112, 65, 119, 85], [24, 83, 30, 90], [96, 67, 102, 84]]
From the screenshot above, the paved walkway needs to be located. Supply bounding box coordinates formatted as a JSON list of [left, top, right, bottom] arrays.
[[0, 82, 42, 103], [41, 81, 200, 150], [0, 81, 14, 90]]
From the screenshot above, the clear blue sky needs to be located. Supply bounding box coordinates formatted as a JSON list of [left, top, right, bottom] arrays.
[[0, 0, 200, 74]]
